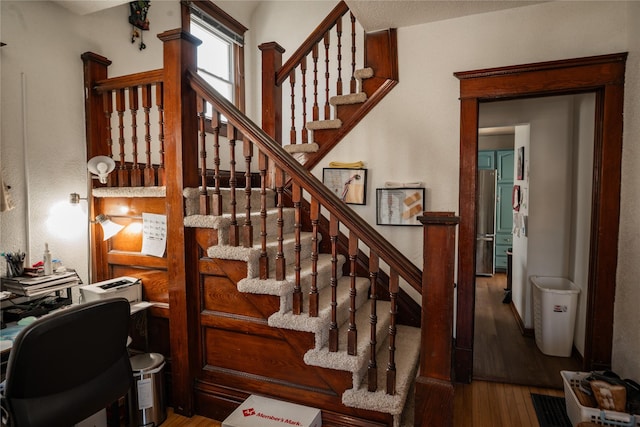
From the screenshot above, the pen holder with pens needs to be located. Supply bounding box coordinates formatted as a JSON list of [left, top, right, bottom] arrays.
[[4, 251, 25, 278]]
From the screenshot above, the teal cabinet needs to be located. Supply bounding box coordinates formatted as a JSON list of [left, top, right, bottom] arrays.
[[495, 149, 514, 271], [496, 182, 514, 235], [478, 150, 495, 170], [496, 150, 514, 182], [478, 149, 514, 271]]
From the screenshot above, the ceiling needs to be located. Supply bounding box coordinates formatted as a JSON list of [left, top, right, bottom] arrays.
[[52, 0, 129, 16], [52, 0, 542, 28], [345, 0, 543, 32]]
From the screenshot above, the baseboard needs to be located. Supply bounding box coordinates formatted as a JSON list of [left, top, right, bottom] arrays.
[[509, 301, 534, 337]]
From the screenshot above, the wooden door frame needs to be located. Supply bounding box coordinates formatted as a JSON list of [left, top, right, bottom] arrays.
[[453, 53, 627, 382]]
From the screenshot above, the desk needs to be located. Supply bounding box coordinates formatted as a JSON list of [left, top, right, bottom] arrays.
[[1, 271, 82, 324]]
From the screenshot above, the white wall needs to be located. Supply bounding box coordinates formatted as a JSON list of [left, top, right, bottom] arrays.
[[570, 94, 595, 356], [613, 0, 640, 380], [512, 124, 530, 335], [1, 0, 638, 381]]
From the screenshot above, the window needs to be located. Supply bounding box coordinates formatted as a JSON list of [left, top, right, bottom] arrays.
[[181, 1, 247, 113], [191, 17, 234, 103]]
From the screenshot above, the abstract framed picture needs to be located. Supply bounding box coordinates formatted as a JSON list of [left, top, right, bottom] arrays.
[[376, 187, 425, 226], [322, 168, 367, 205]]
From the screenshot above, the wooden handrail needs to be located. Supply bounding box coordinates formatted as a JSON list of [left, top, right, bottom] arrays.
[[188, 69, 422, 293], [94, 69, 164, 92], [275, 1, 350, 87]]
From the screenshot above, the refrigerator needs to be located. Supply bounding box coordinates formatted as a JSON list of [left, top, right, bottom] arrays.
[[476, 169, 497, 276]]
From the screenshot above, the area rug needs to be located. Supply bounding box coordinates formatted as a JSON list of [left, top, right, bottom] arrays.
[[531, 393, 572, 427]]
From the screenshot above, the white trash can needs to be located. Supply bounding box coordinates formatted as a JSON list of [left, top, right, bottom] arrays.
[[128, 353, 167, 427], [531, 276, 580, 357]]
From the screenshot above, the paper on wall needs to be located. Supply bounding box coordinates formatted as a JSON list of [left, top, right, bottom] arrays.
[[141, 213, 167, 257]]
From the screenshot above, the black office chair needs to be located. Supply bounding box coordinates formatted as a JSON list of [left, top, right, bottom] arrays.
[[1, 298, 133, 427]]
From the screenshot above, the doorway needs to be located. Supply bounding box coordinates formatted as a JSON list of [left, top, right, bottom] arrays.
[[473, 94, 594, 387], [453, 53, 627, 383]]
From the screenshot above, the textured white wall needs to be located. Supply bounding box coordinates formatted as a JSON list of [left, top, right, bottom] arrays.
[[613, 0, 640, 380]]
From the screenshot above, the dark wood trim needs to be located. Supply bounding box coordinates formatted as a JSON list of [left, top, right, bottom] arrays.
[[158, 29, 202, 416], [415, 212, 459, 427], [454, 52, 627, 382], [181, 0, 248, 37]]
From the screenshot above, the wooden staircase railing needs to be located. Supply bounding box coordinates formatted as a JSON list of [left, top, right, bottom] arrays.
[[82, 12, 457, 426], [261, 0, 399, 170]]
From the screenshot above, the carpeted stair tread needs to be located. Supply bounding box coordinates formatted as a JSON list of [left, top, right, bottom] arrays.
[[190, 207, 295, 238], [237, 253, 344, 300], [306, 119, 342, 130], [268, 276, 369, 345], [342, 325, 421, 424], [93, 186, 166, 198], [354, 67, 374, 80], [184, 208, 296, 242], [284, 142, 320, 154], [207, 231, 317, 279], [330, 92, 367, 106], [304, 299, 392, 379]]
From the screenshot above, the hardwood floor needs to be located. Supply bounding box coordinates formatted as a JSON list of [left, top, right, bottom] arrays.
[[162, 380, 565, 427], [453, 380, 564, 427], [163, 408, 221, 426], [474, 273, 581, 389]]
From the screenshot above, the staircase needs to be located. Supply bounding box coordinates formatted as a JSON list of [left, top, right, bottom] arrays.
[[285, 66, 374, 155], [82, 2, 458, 426], [184, 188, 420, 426]]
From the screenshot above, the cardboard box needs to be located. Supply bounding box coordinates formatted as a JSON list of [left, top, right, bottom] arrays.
[[222, 395, 321, 427]]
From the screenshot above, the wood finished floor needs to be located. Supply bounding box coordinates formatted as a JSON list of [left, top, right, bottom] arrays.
[[474, 273, 581, 389], [161, 273, 576, 426], [163, 381, 565, 427]]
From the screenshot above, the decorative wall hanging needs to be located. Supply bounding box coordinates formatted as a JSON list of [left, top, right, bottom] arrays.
[[376, 187, 425, 226], [129, 0, 150, 50], [512, 185, 521, 212], [517, 146, 525, 180], [323, 168, 367, 205]]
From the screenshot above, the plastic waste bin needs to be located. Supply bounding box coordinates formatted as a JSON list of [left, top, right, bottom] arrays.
[[531, 276, 580, 357], [128, 352, 167, 427]]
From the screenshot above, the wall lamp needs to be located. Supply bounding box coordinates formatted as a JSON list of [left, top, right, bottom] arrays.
[[70, 192, 124, 241], [95, 214, 125, 241]]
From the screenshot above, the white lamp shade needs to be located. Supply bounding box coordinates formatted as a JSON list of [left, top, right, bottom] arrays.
[[95, 214, 124, 240], [87, 156, 116, 184]]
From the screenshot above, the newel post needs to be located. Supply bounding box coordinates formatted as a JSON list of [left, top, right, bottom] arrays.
[[157, 28, 201, 417], [259, 42, 284, 187], [415, 212, 459, 427], [81, 52, 112, 160], [81, 52, 112, 283]]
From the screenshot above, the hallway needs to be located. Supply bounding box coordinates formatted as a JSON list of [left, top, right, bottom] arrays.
[[473, 274, 582, 389]]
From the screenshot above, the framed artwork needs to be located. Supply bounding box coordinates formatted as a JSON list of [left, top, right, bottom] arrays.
[[322, 168, 367, 205], [517, 146, 525, 180], [376, 187, 425, 226]]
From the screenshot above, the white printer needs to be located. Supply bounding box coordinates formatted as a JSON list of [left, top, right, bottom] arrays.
[[80, 276, 142, 303]]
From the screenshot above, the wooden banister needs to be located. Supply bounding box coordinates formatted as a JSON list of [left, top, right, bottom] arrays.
[[187, 69, 422, 292], [414, 212, 459, 427], [276, 1, 349, 86], [94, 69, 164, 92]]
